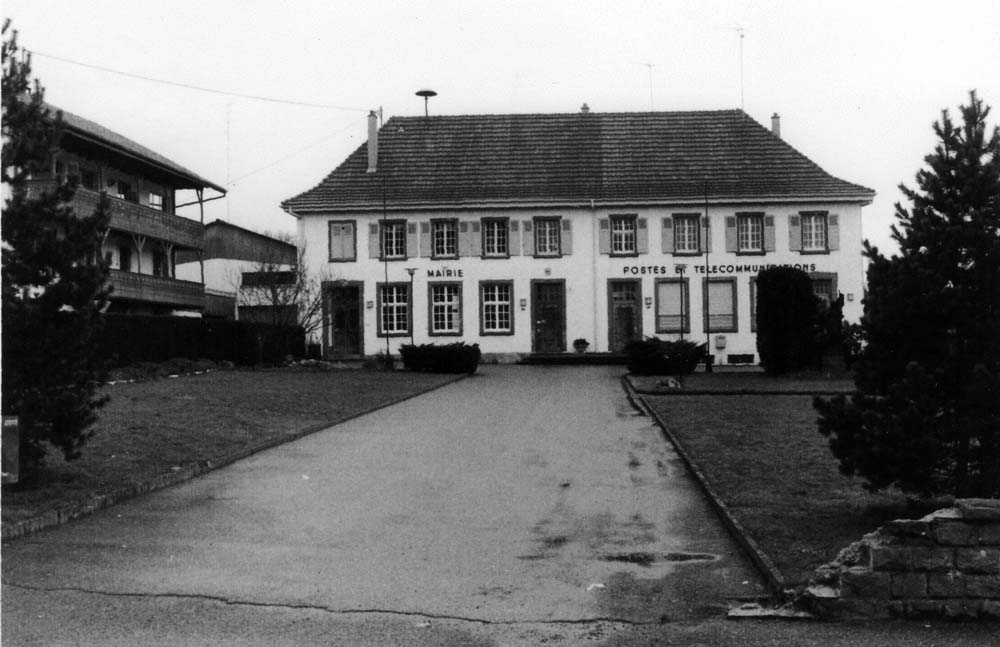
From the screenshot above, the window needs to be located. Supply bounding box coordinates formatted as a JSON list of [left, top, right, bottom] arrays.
[[704, 278, 737, 332], [482, 218, 508, 257], [656, 279, 689, 333], [432, 219, 458, 258], [377, 283, 410, 336], [810, 273, 838, 306], [148, 192, 164, 211], [113, 180, 134, 202], [118, 244, 132, 272], [381, 220, 407, 259], [534, 218, 561, 256], [429, 283, 462, 335], [610, 215, 637, 255], [81, 170, 98, 191], [328, 221, 356, 261], [801, 212, 828, 251], [480, 282, 513, 335], [674, 215, 700, 254], [737, 214, 764, 253]]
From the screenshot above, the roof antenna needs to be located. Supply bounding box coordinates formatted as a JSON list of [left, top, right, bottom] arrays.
[[416, 89, 437, 117], [734, 27, 745, 110]]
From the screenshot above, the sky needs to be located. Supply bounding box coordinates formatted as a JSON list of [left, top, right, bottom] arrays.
[[5, 0, 999, 255]]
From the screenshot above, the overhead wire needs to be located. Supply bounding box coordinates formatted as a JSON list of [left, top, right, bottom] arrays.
[[26, 49, 370, 113]]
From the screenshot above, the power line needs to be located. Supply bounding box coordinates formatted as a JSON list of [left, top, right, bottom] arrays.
[[27, 49, 370, 113], [228, 115, 368, 186]]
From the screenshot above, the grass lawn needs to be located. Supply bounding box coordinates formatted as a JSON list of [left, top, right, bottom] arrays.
[[642, 389, 944, 587], [2, 368, 460, 528]]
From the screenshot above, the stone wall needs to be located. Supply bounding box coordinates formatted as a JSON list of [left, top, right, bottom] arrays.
[[801, 499, 1000, 620]]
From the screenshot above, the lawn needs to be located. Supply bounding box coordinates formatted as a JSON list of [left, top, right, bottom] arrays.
[[2, 367, 460, 528], [641, 388, 944, 587]]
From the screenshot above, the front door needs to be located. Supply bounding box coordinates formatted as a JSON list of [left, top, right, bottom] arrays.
[[532, 281, 565, 353], [326, 284, 362, 357], [608, 280, 641, 352]]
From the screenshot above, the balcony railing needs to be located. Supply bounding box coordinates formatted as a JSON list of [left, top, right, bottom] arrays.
[[25, 181, 203, 250], [109, 269, 204, 310]]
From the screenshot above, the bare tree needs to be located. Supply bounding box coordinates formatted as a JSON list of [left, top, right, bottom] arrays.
[[234, 234, 332, 341]]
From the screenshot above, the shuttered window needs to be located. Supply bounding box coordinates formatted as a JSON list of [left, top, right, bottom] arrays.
[[432, 219, 458, 258], [610, 215, 637, 255], [328, 221, 356, 261], [381, 220, 407, 259], [737, 214, 764, 253], [482, 218, 509, 257], [704, 278, 737, 332], [534, 218, 561, 256], [801, 212, 828, 251], [656, 279, 689, 333], [674, 214, 700, 254]]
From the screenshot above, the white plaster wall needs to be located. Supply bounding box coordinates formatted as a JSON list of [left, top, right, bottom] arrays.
[[297, 201, 867, 363]]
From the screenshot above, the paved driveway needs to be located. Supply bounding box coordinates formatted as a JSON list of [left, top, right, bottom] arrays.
[[4, 365, 766, 645]]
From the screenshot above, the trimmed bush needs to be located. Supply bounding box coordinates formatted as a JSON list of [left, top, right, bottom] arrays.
[[399, 343, 481, 374], [625, 338, 706, 376], [755, 266, 824, 374], [99, 314, 305, 366]]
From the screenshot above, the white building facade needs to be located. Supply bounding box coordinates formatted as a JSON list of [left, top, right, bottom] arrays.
[[284, 109, 873, 364]]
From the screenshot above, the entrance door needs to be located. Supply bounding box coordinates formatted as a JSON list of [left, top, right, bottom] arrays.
[[608, 280, 641, 352], [532, 281, 566, 353], [326, 284, 362, 357]]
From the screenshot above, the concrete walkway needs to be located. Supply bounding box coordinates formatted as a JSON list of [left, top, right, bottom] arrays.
[[4, 365, 766, 644]]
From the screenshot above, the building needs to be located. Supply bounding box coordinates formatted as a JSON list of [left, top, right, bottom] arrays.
[[176, 219, 298, 322], [281, 108, 874, 363], [28, 106, 225, 315]]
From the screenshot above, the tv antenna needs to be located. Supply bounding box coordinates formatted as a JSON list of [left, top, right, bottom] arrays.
[[734, 27, 745, 110], [640, 62, 655, 110]]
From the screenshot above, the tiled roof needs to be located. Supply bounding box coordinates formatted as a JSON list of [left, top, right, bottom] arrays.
[[282, 110, 873, 213], [51, 105, 225, 193]]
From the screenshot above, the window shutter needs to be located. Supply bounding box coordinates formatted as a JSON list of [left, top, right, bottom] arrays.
[[458, 221, 471, 257], [701, 217, 711, 253], [368, 223, 380, 259], [523, 220, 535, 256], [637, 218, 649, 254], [406, 222, 418, 258], [764, 215, 776, 252], [725, 217, 737, 252], [661, 217, 674, 253], [561, 218, 573, 255], [788, 215, 802, 252], [509, 220, 521, 256], [828, 214, 840, 251], [419, 221, 431, 257], [468, 221, 482, 257], [598, 218, 611, 254]]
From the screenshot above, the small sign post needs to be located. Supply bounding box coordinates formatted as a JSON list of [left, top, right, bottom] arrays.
[[2, 416, 19, 484]]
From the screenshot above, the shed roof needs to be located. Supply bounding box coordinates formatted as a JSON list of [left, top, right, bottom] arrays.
[[282, 110, 873, 213]]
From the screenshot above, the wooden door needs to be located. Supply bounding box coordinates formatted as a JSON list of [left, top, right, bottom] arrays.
[[326, 284, 362, 357], [608, 280, 641, 352], [532, 281, 565, 353]]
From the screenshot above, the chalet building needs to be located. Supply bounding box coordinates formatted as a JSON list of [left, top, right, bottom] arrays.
[[176, 220, 298, 321], [28, 106, 225, 316], [282, 108, 874, 364]]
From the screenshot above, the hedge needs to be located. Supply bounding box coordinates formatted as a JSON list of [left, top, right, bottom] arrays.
[[99, 314, 305, 366], [625, 338, 706, 376], [399, 342, 481, 374]]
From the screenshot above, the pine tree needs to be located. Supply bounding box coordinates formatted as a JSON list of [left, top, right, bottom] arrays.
[[2, 20, 112, 477], [815, 91, 1000, 498]]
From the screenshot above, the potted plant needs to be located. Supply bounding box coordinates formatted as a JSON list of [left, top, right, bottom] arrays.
[[572, 338, 590, 353]]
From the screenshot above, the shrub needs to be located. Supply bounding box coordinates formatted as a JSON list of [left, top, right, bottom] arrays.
[[625, 338, 706, 376], [399, 343, 481, 374], [755, 266, 824, 374]]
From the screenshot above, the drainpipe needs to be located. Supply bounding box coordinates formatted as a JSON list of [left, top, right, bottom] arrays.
[[590, 198, 599, 351]]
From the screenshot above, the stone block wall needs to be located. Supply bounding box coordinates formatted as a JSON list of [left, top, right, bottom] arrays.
[[800, 499, 1000, 620]]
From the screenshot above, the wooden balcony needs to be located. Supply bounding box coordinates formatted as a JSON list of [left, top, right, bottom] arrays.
[[26, 181, 203, 250], [109, 269, 204, 310]]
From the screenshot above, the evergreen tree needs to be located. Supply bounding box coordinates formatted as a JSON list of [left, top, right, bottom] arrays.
[[2, 20, 112, 477], [755, 266, 825, 375], [815, 91, 1000, 498]]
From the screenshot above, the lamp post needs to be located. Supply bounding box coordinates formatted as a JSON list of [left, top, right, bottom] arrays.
[[675, 264, 687, 341], [405, 267, 417, 346]]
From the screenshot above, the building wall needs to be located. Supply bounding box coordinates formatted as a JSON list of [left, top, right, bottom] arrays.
[[299, 202, 865, 362]]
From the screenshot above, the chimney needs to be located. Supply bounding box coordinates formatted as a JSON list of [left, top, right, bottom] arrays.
[[580, 103, 590, 114], [771, 113, 781, 138], [367, 110, 379, 173]]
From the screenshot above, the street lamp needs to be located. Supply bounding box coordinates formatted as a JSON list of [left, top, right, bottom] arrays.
[[675, 264, 687, 341], [405, 267, 417, 346]]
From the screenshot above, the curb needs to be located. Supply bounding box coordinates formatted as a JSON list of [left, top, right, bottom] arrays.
[[621, 374, 789, 600], [2, 372, 469, 542]]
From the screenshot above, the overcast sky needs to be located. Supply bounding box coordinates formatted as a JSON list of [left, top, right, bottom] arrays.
[[5, 0, 999, 255]]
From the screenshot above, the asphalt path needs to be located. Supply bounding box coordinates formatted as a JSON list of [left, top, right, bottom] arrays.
[[3, 365, 997, 646]]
